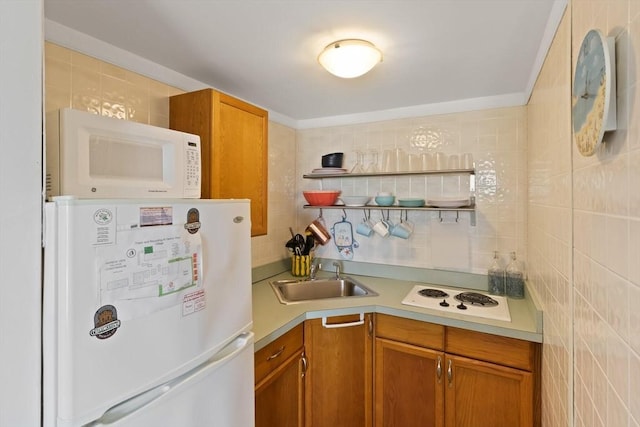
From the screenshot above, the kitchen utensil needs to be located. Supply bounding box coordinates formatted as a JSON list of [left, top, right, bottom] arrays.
[[373, 211, 392, 237], [331, 216, 358, 260], [285, 233, 305, 255], [303, 190, 341, 206], [397, 198, 425, 207], [435, 152, 447, 170], [350, 151, 365, 173], [390, 212, 413, 239], [355, 211, 374, 237], [340, 196, 371, 207], [374, 195, 395, 206], [448, 154, 460, 169], [382, 149, 396, 172], [306, 217, 331, 245], [426, 197, 471, 208], [321, 152, 344, 168], [305, 234, 314, 254], [462, 152, 474, 169]]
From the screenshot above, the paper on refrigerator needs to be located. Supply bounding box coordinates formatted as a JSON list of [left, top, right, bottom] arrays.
[[95, 224, 203, 320]]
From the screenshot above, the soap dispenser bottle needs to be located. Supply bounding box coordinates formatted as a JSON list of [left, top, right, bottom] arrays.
[[487, 251, 505, 295], [506, 251, 525, 299]]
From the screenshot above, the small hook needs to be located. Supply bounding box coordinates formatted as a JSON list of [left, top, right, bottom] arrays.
[[342, 209, 347, 221]]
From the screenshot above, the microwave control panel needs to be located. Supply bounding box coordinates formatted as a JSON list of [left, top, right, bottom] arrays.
[[184, 139, 201, 197]]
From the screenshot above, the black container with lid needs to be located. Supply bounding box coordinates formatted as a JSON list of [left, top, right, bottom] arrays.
[[321, 152, 344, 168]]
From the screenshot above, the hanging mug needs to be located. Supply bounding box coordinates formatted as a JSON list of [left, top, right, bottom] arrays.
[[306, 217, 331, 245]]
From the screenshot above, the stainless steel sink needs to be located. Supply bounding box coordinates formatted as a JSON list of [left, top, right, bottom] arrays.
[[270, 276, 378, 304]]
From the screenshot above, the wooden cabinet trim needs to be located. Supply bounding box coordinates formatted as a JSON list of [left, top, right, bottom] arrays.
[[375, 313, 445, 350], [445, 326, 537, 371]]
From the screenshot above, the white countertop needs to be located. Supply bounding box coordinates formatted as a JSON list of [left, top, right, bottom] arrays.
[[252, 271, 543, 352]]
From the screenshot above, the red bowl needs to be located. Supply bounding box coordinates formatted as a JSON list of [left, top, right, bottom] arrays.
[[303, 190, 341, 206]]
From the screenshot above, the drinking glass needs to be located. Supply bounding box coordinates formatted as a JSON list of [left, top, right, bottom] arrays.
[[365, 150, 379, 173], [350, 151, 365, 173]]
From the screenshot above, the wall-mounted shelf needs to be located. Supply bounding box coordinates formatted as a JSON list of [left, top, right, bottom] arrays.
[[302, 168, 477, 226], [303, 169, 475, 179], [303, 204, 476, 225]]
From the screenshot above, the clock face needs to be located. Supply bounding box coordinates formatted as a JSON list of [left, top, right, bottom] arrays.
[[572, 29, 610, 156]]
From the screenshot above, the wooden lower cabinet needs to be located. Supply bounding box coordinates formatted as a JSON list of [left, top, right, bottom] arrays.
[[375, 338, 444, 427], [444, 354, 533, 427], [304, 313, 374, 427], [375, 314, 540, 427], [256, 314, 539, 427], [254, 324, 305, 427]]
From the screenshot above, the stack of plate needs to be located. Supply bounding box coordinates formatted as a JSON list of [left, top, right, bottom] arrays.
[[310, 168, 348, 175], [426, 197, 471, 208]]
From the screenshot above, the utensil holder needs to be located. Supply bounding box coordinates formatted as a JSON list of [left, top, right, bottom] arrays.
[[291, 254, 312, 277]]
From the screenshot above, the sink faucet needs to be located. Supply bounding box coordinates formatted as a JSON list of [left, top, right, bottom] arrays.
[[309, 260, 321, 280], [332, 261, 341, 279]]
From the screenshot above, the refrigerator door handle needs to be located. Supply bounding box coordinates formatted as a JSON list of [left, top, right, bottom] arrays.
[[84, 332, 254, 426]]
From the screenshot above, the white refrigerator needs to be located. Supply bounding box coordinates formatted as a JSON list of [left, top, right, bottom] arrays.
[[43, 198, 255, 427]]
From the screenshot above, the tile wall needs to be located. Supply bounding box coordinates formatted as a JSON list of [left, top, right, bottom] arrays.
[[570, 1, 640, 426], [44, 42, 296, 269], [45, 42, 182, 126], [296, 107, 528, 275], [527, 8, 573, 427], [529, 0, 640, 426]]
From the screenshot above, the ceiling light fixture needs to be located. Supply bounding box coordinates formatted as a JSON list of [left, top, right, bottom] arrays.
[[318, 39, 382, 78]]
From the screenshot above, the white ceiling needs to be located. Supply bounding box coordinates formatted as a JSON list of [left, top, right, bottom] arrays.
[[44, 0, 566, 128]]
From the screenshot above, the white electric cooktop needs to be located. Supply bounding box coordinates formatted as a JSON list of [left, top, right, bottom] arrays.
[[401, 285, 511, 322]]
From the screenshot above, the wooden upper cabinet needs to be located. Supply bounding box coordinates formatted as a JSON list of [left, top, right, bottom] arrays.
[[170, 89, 268, 236]]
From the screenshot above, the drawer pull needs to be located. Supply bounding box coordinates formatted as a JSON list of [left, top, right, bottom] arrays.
[[266, 346, 285, 361], [322, 313, 364, 329]]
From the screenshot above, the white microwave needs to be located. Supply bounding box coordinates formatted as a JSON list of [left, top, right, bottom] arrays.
[[46, 108, 201, 200]]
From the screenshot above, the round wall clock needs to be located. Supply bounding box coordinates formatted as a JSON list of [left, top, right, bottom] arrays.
[[572, 29, 617, 157]]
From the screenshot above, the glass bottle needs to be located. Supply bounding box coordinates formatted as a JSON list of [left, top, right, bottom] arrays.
[[487, 251, 505, 295], [505, 252, 525, 299]]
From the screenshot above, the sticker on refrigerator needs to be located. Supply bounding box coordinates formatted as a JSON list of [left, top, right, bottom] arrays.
[[92, 207, 116, 246], [95, 224, 203, 320], [182, 289, 206, 316], [140, 207, 173, 227], [184, 208, 201, 234], [89, 305, 121, 339]]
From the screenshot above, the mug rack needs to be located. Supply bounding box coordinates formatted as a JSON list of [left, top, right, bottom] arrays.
[[302, 168, 477, 226], [303, 204, 476, 226]]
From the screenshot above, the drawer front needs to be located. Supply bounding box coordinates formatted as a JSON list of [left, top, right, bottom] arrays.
[[254, 323, 304, 384], [375, 314, 444, 350], [445, 327, 537, 371]]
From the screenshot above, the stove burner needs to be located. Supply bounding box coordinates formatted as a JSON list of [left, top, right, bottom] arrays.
[[418, 288, 450, 299], [454, 292, 499, 307]]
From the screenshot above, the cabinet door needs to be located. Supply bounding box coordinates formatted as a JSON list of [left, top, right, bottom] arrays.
[[255, 350, 305, 427], [444, 354, 533, 427], [213, 92, 268, 236], [304, 314, 373, 427], [170, 89, 268, 236], [375, 338, 444, 427]]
